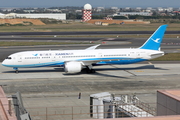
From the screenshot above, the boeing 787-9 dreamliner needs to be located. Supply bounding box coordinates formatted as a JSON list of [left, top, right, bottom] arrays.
[[2, 25, 167, 74]]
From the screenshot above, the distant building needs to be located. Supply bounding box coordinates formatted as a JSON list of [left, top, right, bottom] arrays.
[[145, 9, 152, 12], [96, 7, 104, 12], [23, 10, 35, 13], [136, 7, 142, 10], [111, 7, 120, 12], [173, 11, 180, 14], [75, 10, 82, 13], [165, 7, 173, 12], [97, 7, 104, 9], [0, 13, 5, 18], [157, 7, 164, 12], [125, 7, 131, 10], [112, 12, 152, 17], [17, 13, 66, 20], [0, 13, 66, 20], [111, 7, 118, 10], [46, 9, 62, 12], [104, 17, 113, 20], [147, 7, 152, 10], [5, 13, 17, 18], [0, 8, 14, 12], [145, 7, 153, 12]]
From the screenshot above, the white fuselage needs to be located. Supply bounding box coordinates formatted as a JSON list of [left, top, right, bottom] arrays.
[[2, 48, 164, 68]]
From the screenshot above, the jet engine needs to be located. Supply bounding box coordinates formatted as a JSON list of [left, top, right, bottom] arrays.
[[64, 61, 82, 73]]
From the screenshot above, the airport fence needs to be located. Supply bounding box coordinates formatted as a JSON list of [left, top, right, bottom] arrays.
[[26, 103, 156, 120]]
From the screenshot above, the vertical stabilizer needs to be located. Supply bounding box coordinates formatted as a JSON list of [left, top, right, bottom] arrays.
[[139, 25, 167, 50]]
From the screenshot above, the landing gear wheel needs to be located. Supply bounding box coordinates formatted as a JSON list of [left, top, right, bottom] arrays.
[[86, 68, 95, 74], [86, 69, 90, 73], [91, 69, 95, 73]]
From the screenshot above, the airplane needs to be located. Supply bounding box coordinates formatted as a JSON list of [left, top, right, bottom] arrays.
[[2, 25, 167, 74]]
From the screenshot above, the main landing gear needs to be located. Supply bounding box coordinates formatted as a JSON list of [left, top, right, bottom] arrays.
[[86, 66, 95, 74], [13, 68, 19, 73]]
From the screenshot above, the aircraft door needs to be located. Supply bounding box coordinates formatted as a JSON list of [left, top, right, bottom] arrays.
[[17, 55, 23, 64], [130, 52, 136, 58], [52, 56, 56, 61], [136, 52, 141, 58], [52, 53, 57, 62], [98, 53, 103, 58]]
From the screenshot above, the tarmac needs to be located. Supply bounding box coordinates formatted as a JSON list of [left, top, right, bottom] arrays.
[[0, 31, 180, 119], [0, 62, 180, 119]]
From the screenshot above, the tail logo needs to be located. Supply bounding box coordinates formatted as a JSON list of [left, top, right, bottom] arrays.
[[151, 38, 160, 43]]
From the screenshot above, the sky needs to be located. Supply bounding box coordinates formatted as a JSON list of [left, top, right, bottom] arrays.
[[1, 0, 180, 8]]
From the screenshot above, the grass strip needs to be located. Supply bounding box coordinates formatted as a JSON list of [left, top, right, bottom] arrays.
[[0, 23, 180, 32], [0, 41, 89, 46]]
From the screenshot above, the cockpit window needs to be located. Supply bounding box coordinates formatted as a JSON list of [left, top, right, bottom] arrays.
[[6, 57, 12, 59]]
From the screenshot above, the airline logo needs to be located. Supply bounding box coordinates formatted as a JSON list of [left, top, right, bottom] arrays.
[[32, 54, 38, 56], [151, 38, 161, 43]]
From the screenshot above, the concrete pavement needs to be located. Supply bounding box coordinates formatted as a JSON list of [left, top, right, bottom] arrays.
[[0, 63, 180, 119]]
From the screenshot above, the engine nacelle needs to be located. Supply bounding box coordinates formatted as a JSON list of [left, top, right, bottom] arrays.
[[64, 61, 82, 73]]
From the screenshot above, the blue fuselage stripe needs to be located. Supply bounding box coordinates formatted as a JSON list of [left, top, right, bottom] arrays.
[[2, 57, 147, 68]]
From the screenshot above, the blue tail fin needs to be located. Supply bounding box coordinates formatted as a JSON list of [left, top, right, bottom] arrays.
[[139, 25, 167, 50]]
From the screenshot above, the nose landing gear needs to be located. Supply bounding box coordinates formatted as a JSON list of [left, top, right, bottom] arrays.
[[13, 68, 19, 73]]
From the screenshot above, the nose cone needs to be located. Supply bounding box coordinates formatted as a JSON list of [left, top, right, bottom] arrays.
[[2, 59, 11, 67], [2, 60, 7, 66]]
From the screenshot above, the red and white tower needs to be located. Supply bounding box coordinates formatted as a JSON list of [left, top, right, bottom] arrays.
[[82, 3, 92, 22]]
